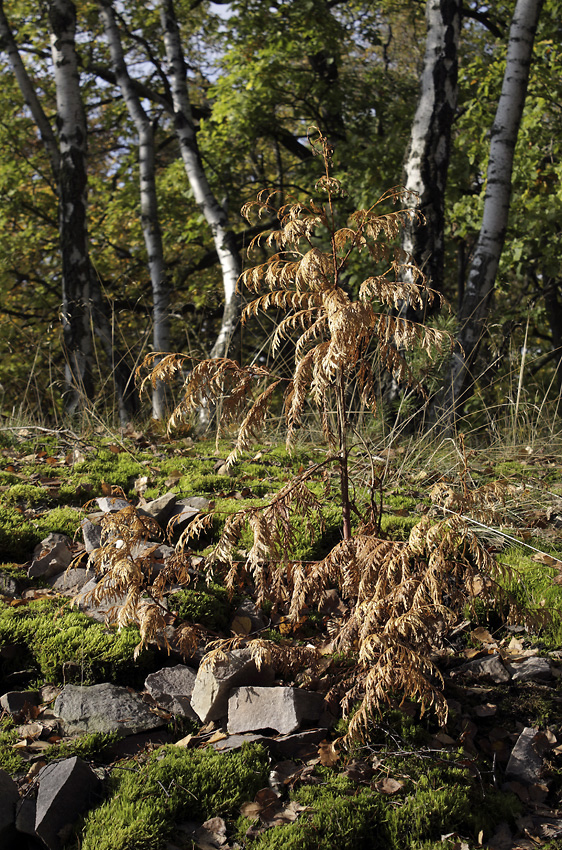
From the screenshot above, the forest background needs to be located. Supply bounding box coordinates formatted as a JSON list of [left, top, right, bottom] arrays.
[[0, 0, 559, 439]]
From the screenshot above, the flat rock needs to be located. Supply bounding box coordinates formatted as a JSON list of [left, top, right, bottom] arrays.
[[35, 757, 102, 850], [49, 567, 96, 594], [145, 665, 198, 719], [228, 686, 325, 735], [0, 690, 40, 715], [191, 649, 275, 724], [73, 577, 128, 623], [450, 653, 510, 684], [210, 733, 271, 752], [96, 496, 131, 512], [81, 519, 102, 552], [28, 538, 73, 579], [0, 769, 19, 849], [139, 492, 178, 526], [507, 656, 552, 682], [54, 683, 165, 735], [505, 726, 550, 785]]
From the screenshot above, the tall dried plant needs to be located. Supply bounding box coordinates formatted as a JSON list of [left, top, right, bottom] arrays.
[[105, 134, 519, 740]]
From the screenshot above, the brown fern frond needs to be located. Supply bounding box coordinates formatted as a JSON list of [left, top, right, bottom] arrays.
[[226, 380, 283, 467], [175, 512, 215, 551]]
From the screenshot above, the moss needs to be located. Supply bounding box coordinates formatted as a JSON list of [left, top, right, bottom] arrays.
[[76, 743, 270, 850], [0, 598, 154, 687], [379, 512, 419, 541], [1, 483, 53, 507], [0, 504, 40, 562], [0, 717, 26, 775], [45, 731, 119, 764], [70, 449, 146, 496], [170, 582, 239, 632], [33, 506, 84, 540]]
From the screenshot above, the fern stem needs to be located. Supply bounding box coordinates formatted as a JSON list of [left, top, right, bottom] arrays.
[[336, 368, 352, 541]]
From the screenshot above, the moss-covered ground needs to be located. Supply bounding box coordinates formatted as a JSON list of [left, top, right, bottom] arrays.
[[1, 427, 562, 849]]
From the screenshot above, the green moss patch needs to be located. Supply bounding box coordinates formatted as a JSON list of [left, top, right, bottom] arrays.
[[77, 743, 270, 850], [0, 598, 153, 687]]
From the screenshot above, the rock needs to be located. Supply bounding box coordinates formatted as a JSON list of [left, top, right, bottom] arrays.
[[0, 571, 20, 598], [0, 769, 19, 849], [81, 520, 102, 552], [139, 492, 178, 526], [49, 568, 96, 594], [210, 733, 272, 753], [144, 665, 198, 719], [228, 686, 325, 735], [507, 657, 552, 682], [0, 690, 40, 715], [54, 683, 165, 735], [231, 598, 268, 634], [177, 496, 210, 512], [28, 537, 73, 579], [450, 653, 510, 684], [35, 757, 102, 850], [96, 496, 131, 513], [190, 649, 275, 723], [505, 726, 550, 785], [73, 577, 128, 623], [15, 797, 36, 838]]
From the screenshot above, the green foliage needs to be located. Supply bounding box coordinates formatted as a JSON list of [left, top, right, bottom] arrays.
[[33, 506, 83, 540], [496, 545, 562, 645], [0, 717, 26, 775], [0, 598, 153, 686], [170, 582, 238, 632], [2, 483, 51, 507], [77, 744, 270, 850], [45, 731, 119, 764], [0, 504, 40, 562]]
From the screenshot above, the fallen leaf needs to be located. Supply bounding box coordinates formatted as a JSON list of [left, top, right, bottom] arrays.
[[206, 731, 227, 744], [318, 739, 339, 767], [231, 615, 252, 636], [471, 626, 496, 644], [374, 777, 404, 795], [174, 733, 194, 748]]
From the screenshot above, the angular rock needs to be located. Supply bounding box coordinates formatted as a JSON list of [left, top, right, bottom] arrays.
[[0, 571, 20, 598], [73, 578, 128, 624], [96, 496, 131, 513], [15, 796, 36, 838], [177, 496, 210, 512], [49, 567, 96, 594], [145, 664, 198, 719], [28, 538, 73, 579], [228, 686, 325, 735], [451, 653, 510, 684], [0, 690, 40, 715], [505, 726, 550, 785], [54, 683, 165, 735], [35, 757, 101, 850], [0, 769, 19, 849], [81, 519, 102, 553], [508, 657, 552, 682], [139, 492, 178, 526], [191, 649, 275, 723]]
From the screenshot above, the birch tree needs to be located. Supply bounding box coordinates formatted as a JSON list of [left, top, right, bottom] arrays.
[[431, 0, 545, 432], [98, 0, 169, 419], [400, 0, 461, 318], [159, 0, 241, 362]]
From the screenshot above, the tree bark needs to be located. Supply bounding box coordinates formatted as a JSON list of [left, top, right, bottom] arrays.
[[400, 0, 461, 317], [99, 0, 169, 419], [431, 0, 544, 432], [159, 0, 241, 364]]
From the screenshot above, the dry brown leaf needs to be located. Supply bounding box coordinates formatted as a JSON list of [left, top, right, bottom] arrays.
[[174, 733, 194, 748], [374, 777, 404, 795], [231, 615, 252, 636], [471, 626, 496, 645], [206, 731, 228, 744], [318, 739, 339, 767]]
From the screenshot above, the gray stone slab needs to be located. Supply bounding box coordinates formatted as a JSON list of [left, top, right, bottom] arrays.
[[0, 769, 19, 849], [35, 757, 101, 850], [49, 568, 96, 594], [508, 657, 552, 682], [96, 496, 131, 512], [28, 539, 73, 579], [81, 519, 102, 553], [505, 726, 550, 785], [450, 653, 510, 684], [228, 686, 325, 735], [138, 492, 178, 526], [54, 683, 165, 736], [191, 649, 275, 723], [0, 690, 40, 715], [145, 665, 198, 719]]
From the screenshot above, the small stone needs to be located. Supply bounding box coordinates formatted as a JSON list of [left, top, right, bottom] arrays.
[[505, 727, 550, 785], [81, 519, 102, 552], [145, 665, 198, 719], [28, 539, 73, 579], [0, 769, 19, 849], [191, 649, 275, 723], [507, 656, 552, 682], [451, 653, 510, 684], [96, 496, 131, 513], [0, 690, 40, 715], [49, 567, 96, 594], [54, 683, 165, 735], [228, 686, 325, 735], [35, 757, 102, 850], [0, 571, 20, 598], [139, 492, 178, 526]]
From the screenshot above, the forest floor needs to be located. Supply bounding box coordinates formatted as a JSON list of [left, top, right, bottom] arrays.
[[1, 423, 562, 850]]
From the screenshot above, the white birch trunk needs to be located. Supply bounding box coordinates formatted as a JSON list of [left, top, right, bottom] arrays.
[[433, 0, 544, 431], [49, 0, 95, 412], [99, 0, 169, 419], [159, 0, 241, 363], [401, 0, 460, 312]]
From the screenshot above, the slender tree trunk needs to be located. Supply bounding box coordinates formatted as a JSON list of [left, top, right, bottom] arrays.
[[431, 0, 544, 433], [99, 0, 169, 419], [400, 0, 461, 317], [159, 0, 241, 363]]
